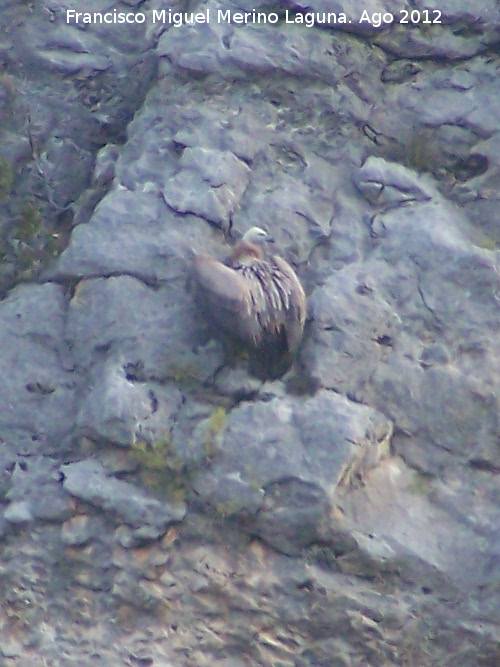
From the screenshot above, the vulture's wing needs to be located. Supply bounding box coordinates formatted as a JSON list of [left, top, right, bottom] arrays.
[[270, 255, 306, 354], [193, 253, 267, 345]]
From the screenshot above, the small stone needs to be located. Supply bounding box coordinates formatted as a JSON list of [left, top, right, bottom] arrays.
[[61, 515, 97, 546], [4, 501, 33, 524], [0, 640, 20, 658]]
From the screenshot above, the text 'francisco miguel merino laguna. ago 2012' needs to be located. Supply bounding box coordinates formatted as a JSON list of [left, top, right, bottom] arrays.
[[66, 8, 443, 27]]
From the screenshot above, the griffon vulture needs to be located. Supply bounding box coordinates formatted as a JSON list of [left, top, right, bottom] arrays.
[[193, 227, 306, 379]]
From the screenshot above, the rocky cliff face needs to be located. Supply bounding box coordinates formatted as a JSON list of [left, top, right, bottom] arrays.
[[1, 1, 500, 665]]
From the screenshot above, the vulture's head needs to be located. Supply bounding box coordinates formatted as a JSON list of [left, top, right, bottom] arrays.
[[241, 226, 274, 245]]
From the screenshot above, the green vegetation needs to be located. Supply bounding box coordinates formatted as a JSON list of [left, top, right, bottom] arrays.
[[249, 478, 263, 492], [211, 500, 237, 519], [407, 471, 432, 496], [170, 365, 200, 388], [474, 234, 498, 251], [0, 197, 71, 294], [0, 157, 13, 200], [17, 199, 42, 241], [206, 406, 227, 437], [203, 406, 226, 460], [139, 468, 187, 502], [405, 130, 438, 173], [130, 435, 189, 501], [130, 435, 176, 471]]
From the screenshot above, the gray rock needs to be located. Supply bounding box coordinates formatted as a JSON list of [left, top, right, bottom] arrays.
[[61, 515, 106, 546], [163, 147, 251, 229], [0, 513, 8, 539], [62, 459, 186, 535], [66, 274, 218, 383], [75, 359, 181, 448], [93, 144, 120, 187], [303, 183, 500, 472], [4, 501, 33, 524], [3, 0, 500, 664], [0, 0, 156, 295], [339, 458, 500, 590], [0, 283, 77, 451], [112, 570, 164, 611], [5, 457, 74, 523], [32, 137, 94, 209], [354, 156, 433, 206], [191, 391, 392, 553]]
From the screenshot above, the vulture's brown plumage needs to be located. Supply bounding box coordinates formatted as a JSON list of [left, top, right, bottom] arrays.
[[193, 227, 306, 379]]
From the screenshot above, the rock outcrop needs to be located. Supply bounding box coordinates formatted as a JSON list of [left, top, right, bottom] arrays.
[[0, 1, 500, 664]]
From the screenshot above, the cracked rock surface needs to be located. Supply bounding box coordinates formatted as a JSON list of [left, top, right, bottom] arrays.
[[1, 0, 500, 665]]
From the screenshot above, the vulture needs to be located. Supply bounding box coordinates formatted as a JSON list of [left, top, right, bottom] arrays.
[[193, 227, 306, 380]]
